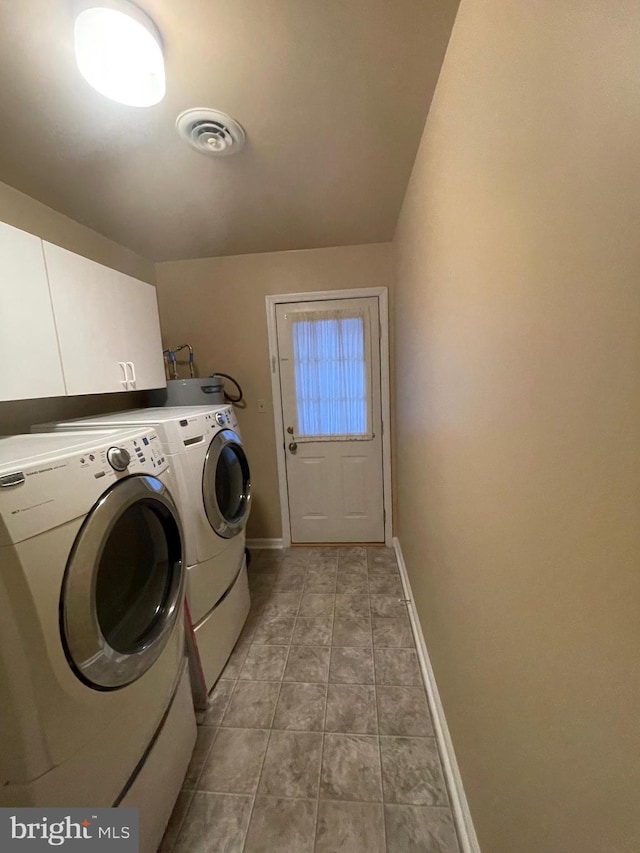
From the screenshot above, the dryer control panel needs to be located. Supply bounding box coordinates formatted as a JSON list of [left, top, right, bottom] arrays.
[[205, 406, 238, 432], [177, 406, 240, 448]]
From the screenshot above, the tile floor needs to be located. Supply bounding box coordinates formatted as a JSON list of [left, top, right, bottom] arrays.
[[160, 546, 460, 853]]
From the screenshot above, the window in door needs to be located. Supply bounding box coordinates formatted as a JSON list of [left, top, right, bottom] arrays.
[[291, 308, 372, 440]]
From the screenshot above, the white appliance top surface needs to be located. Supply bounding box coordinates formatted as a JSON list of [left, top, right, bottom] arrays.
[[0, 427, 156, 472], [42, 405, 231, 427]]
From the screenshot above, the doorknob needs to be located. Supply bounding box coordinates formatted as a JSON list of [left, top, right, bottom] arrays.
[[288, 441, 298, 454]]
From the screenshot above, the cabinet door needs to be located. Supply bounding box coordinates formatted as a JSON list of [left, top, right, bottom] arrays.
[[117, 272, 166, 391], [0, 223, 65, 401], [43, 242, 127, 395]]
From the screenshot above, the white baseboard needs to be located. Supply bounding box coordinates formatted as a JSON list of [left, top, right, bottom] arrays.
[[246, 538, 284, 550], [393, 537, 481, 853]]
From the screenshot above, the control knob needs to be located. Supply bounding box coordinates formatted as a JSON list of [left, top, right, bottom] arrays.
[[107, 446, 131, 472], [215, 412, 225, 426]]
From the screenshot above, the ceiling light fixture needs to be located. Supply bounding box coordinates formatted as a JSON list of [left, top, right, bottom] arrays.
[[74, 1, 165, 107]]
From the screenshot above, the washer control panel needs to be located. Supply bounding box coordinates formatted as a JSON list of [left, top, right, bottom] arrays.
[[0, 428, 170, 546], [107, 446, 130, 471], [77, 430, 168, 478]]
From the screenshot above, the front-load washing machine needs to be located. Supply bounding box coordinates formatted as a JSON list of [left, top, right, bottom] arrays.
[[0, 428, 196, 853], [34, 405, 252, 691]]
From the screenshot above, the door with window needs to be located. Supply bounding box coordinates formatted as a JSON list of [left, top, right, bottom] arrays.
[[275, 296, 384, 543]]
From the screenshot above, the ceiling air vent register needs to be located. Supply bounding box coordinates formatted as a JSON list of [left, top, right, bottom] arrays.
[[176, 108, 246, 157]]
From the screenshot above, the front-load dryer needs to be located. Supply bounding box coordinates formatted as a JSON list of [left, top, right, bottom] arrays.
[[0, 428, 196, 852], [34, 405, 252, 690]]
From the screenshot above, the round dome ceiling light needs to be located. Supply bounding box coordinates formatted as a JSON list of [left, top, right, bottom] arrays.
[[74, 1, 165, 107], [176, 108, 246, 157]]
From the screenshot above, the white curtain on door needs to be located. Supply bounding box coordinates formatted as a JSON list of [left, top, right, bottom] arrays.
[[291, 307, 372, 440]]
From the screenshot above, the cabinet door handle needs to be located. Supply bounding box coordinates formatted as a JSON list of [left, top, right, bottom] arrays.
[[126, 361, 136, 389], [118, 362, 128, 389]]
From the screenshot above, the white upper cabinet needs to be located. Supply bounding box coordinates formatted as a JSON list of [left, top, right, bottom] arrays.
[[0, 222, 66, 401], [43, 242, 125, 395], [42, 242, 166, 396], [115, 271, 167, 391]]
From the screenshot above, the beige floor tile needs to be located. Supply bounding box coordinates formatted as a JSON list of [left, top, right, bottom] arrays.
[[298, 593, 336, 617], [262, 591, 302, 618], [272, 682, 327, 731], [336, 573, 369, 594], [372, 616, 413, 648], [258, 730, 323, 798], [384, 804, 460, 852], [379, 737, 448, 806], [172, 792, 252, 853], [308, 548, 339, 571], [272, 569, 306, 592], [244, 797, 316, 853], [325, 683, 377, 734], [284, 646, 331, 682], [376, 686, 434, 737], [220, 681, 280, 729], [368, 575, 403, 596], [338, 546, 367, 569], [198, 728, 269, 794], [374, 649, 421, 686], [178, 547, 439, 853], [369, 595, 408, 618], [332, 614, 372, 647], [337, 559, 369, 577], [281, 549, 313, 570], [248, 571, 278, 594], [329, 647, 375, 684], [320, 734, 383, 802], [316, 800, 385, 853], [335, 593, 370, 617], [292, 616, 333, 645], [253, 615, 296, 645], [239, 645, 288, 681], [366, 547, 399, 574], [304, 569, 338, 593]]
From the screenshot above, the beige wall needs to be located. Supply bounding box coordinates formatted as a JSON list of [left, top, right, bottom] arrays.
[[155, 243, 394, 539], [0, 181, 154, 282], [393, 1, 640, 852], [0, 180, 155, 434]]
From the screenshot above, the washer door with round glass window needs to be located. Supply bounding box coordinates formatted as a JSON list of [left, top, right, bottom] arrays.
[[61, 475, 185, 690], [202, 429, 251, 539]]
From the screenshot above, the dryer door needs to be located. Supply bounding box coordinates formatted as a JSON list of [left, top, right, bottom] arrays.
[[61, 475, 185, 690], [202, 429, 251, 539]]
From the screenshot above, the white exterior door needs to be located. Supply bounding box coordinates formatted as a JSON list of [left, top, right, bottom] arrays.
[[275, 296, 385, 543]]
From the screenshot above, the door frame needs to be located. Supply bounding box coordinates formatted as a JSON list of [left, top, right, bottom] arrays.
[[266, 287, 392, 547]]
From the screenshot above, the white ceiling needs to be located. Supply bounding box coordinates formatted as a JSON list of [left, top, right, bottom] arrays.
[[0, 1, 459, 261]]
